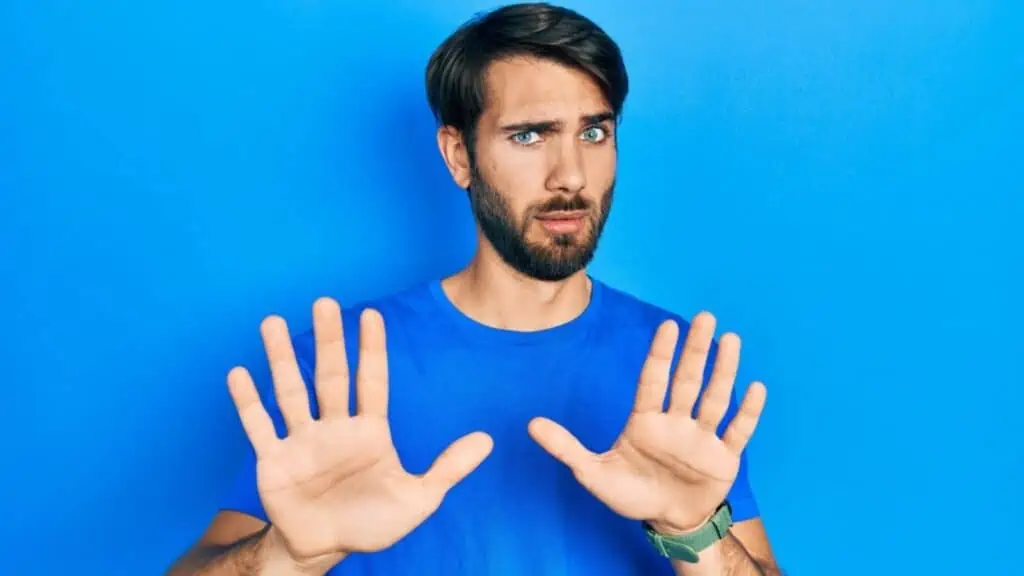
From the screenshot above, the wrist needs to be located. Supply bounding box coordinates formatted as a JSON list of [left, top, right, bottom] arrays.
[[648, 509, 717, 537], [643, 502, 734, 565], [262, 525, 346, 576]]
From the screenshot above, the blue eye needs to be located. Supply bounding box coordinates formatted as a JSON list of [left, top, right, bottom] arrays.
[[511, 131, 540, 145], [581, 126, 607, 143]]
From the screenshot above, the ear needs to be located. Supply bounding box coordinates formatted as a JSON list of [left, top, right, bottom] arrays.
[[436, 125, 472, 189]]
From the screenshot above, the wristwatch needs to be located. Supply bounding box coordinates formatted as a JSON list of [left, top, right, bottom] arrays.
[[643, 501, 733, 563]]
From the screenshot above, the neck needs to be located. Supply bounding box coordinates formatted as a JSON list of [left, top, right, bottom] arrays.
[[441, 242, 593, 332]]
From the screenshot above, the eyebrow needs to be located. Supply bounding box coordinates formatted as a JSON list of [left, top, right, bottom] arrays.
[[499, 111, 615, 133]]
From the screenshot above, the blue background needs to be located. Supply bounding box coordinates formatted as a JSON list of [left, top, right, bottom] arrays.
[[1, 1, 1020, 574]]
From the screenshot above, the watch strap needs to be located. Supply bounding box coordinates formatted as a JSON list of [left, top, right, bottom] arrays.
[[643, 501, 733, 563]]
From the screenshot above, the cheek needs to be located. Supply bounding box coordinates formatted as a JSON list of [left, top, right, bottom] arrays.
[[478, 144, 546, 209], [583, 145, 617, 189], [481, 142, 544, 185]]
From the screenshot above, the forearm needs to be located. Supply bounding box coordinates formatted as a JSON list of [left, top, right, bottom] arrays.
[[167, 525, 343, 576], [670, 531, 779, 576]]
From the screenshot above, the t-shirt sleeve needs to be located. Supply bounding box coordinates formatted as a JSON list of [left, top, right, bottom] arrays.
[[723, 410, 760, 522], [219, 445, 267, 521], [218, 336, 320, 522], [714, 351, 761, 523], [669, 315, 762, 523]]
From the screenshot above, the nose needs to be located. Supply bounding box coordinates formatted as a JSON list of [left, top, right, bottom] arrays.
[[544, 138, 586, 195]]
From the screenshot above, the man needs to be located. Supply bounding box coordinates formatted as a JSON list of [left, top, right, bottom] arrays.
[[168, 3, 780, 575]]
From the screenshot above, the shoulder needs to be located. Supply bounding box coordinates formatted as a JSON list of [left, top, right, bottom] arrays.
[[290, 281, 437, 362], [593, 278, 692, 338], [592, 279, 738, 373]]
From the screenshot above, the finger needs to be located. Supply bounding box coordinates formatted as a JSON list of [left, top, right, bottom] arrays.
[[668, 311, 716, 415], [632, 320, 680, 413], [312, 297, 350, 419], [261, 315, 313, 432], [722, 381, 767, 454], [227, 366, 278, 458], [355, 308, 389, 418], [421, 431, 494, 501], [527, 417, 597, 479], [696, 332, 741, 430]]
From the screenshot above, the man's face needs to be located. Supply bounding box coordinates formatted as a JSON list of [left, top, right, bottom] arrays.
[[467, 57, 617, 282]]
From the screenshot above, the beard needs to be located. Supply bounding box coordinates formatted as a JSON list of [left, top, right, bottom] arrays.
[[466, 161, 614, 282]]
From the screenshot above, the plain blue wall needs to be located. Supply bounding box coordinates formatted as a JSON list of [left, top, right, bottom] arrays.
[[1, 1, 1020, 574]]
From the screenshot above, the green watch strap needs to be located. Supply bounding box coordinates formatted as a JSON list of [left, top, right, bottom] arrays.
[[643, 501, 733, 563]]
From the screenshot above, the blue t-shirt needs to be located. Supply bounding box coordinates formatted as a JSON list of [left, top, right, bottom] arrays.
[[221, 278, 760, 575]]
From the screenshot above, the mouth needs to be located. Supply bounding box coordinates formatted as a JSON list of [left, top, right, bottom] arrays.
[[535, 210, 588, 234]]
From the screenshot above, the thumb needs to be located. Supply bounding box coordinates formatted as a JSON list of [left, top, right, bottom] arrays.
[[527, 417, 595, 476], [421, 431, 493, 500]]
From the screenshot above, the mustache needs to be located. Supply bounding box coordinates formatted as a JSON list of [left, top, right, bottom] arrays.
[[532, 194, 592, 216]]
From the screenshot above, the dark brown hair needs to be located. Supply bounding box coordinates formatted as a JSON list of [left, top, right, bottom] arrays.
[[425, 2, 629, 148]]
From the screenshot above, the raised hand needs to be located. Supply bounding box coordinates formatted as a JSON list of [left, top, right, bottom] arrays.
[[227, 298, 493, 564], [528, 312, 767, 534]]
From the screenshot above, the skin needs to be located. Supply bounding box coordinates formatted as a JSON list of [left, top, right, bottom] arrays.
[[167, 55, 782, 576], [438, 56, 781, 575], [436, 56, 616, 331]]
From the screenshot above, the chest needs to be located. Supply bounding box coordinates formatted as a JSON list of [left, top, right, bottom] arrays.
[[327, 337, 673, 575]]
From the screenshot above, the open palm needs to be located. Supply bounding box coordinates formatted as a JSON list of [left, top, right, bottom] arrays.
[[227, 298, 493, 563], [528, 312, 767, 533]]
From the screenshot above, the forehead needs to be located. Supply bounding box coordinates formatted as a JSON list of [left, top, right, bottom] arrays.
[[481, 56, 610, 122]]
